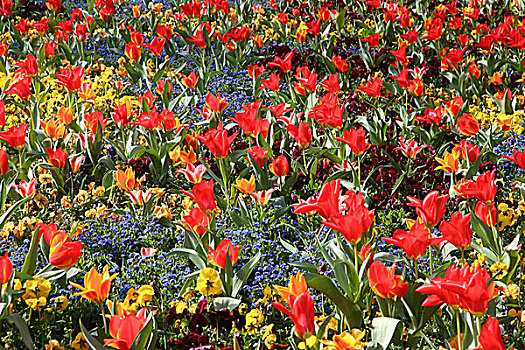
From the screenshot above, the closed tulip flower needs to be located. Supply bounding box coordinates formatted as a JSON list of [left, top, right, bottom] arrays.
[[181, 179, 216, 214], [270, 155, 289, 177], [0, 148, 9, 175], [0, 252, 13, 284], [335, 127, 370, 156]]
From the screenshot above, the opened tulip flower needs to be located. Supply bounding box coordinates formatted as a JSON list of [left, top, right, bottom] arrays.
[[503, 149, 525, 171], [407, 191, 449, 228], [104, 309, 149, 350], [293, 180, 341, 220], [233, 175, 256, 194], [46, 147, 68, 168], [181, 179, 216, 214], [335, 127, 370, 156], [207, 239, 242, 268], [272, 290, 315, 339], [439, 212, 472, 253], [13, 178, 37, 197], [179, 207, 210, 235], [0, 124, 28, 150], [383, 221, 442, 260], [114, 167, 135, 192], [70, 265, 118, 304], [176, 163, 207, 183], [197, 122, 237, 158], [367, 261, 408, 299]]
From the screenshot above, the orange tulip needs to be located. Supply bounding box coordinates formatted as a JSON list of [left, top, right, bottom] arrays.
[[435, 150, 460, 173], [70, 265, 118, 304], [273, 272, 309, 305], [233, 175, 256, 194], [114, 167, 135, 191]]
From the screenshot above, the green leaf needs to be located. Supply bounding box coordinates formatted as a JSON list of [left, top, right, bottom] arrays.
[[130, 313, 156, 350], [369, 317, 401, 350], [213, 297, 241, 312], [232, 251, 261, 297], [169, 248, 206, 270], [6, 313, 35, 350], [305, 274, 362, 328], [79, 319, 110, 350], [21, 229, 39, 276]]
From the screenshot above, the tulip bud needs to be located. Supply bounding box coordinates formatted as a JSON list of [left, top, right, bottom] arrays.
[[0, 148, 9, 175], [270, 155, 289, 177]]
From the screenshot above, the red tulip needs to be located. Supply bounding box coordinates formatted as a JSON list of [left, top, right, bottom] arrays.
[[335, 127, 370, 156], [457, 113, 479, 136], [287, 122, 312, 149], [416, 264, 499, 317], [272, 292, 315, 339], [125, 41, 141, 60], [368, 261, 408, 299], [0, 100, 5, 127], [205, 93, 228, 113], [322, 194, 374, 245], [142, 37, 166, 56], [247, 146, 269, 167], [478, 316, 506, 350], [15, 54, 38, 77], [111, 102, 131, 129], [458, 170, 497, 203], [197, 122, 237, 158], [55, 66, 84, 92], [230, 100, 269, 138], [131, 108, 162, 130], [179, 207, 209, 235], [104, 309, 149, 350], [407, 191, 449, 228], [0, 252, 12, 284], [358, 76, 383, 98], [293, 180, 341, 220], [49, 232, 83, 269], [383, 221, 442, 260], [453, 139, 480, 163], [84, 110, 108, 133], [156, 24, 173, 39], [268, 51, 293, 73], [260, 72, 280, 92], [207, 239, 242, 268], [270, 155, 289, 177], [331, 54, 348, 72], [394, 137, 427, 159], [439, 212, 472, 252], [504, 149, 525, 171], [188, 30, 206, 48], [181, 71, 199, 88], [5, 76, 32, 100], [0, 148, 9, 175], [47, 147, 68, 168], [181, 179, 216, 214], [475, 202, 497, 227], [0, 124, 28, 150], [310, 93, 343, 128], [45, 42, 58, 57]]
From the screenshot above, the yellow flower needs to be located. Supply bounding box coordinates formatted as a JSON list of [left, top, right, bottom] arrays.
[[196, 268, 222, 296], [23, 277, 51, 300], [45, 340, 64, 350], [504, 283, 520, 299], [71, 332, 89, 350], [25, 296, 47, 311], [136, 285, 155, 306], [322, 329, 368, 350], [299, 335, 318, 349], [176, 301, 188, 314], [490, 261, 509, 279], [39, 173, 53, 184], [54, 296, 68, 311]]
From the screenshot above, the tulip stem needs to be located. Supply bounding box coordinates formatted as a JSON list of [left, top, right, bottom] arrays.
[[461, 249, 465, 266], [100, 302, 108, 335], [471, 313, 479, 346], [413, 259, 419, 280], [455, 309, 462, 350], [354, 244, 358, 270]]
